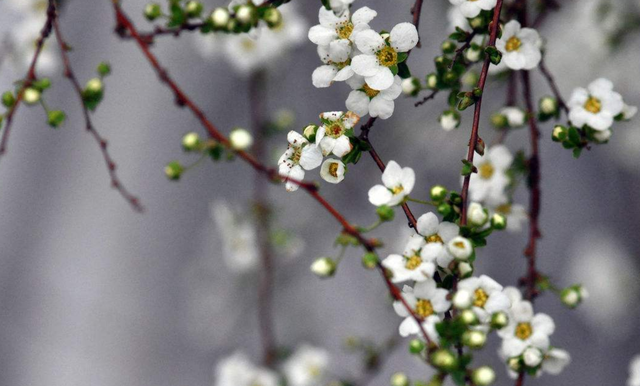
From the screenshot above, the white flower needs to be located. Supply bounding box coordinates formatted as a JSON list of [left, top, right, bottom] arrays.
[[382, 237, 436, 283], [439, 110, 460, 131], [541, 348, 571, 375], [468, 202, 488, 226], [368, 160, 415, 206], [447, 236, 473, 260], [315, 111, 359, 157], [310, 257, 336, 277], [453, 289, 473, 309], [447, 6, 471, 31], [345, 75, 402, 119], [320, 159, 346, 183], [495, 21, 542, 70], [458, 275, 510, 324], [449, 0, 497, 18], [401, 77, 419, 95], [499, 288, 555, 358], [215, 352, 279, 386], [501, 107, 526, 127], [392, 280, 450, 342], [230, 128, 254, 150], [628, 355, 640, 386], [283, 345, 330, 386], [523, 347, 543, 367], [412, 212, 460, 269], [278, 131, 323, 192], [352, 23, 418, 90], [327, 0, 354, 15], [308, 6, 376, 47], [491, 203, 528, 232], [568, 78, 624, 131], [211, 201, 258, 273], [467, 145, 513, 207], [312, 42, 355, 87]]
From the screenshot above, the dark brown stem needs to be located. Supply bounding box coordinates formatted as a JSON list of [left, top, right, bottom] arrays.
[[249, 70, 277, 367], [414, 90, 439, 107], [52, 11, 143, 212], [459, 0, 505, 225], [410, 0, 425, 49], [0, 0, 57, 159], [538, 58, 569, 115], [449, 31, 478, 70]]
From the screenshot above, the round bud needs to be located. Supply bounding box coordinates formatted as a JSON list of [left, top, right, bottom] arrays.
[[361, 252, 378, 270], [426, 73, 438, 89], [97, 62, 111, 77], [86, 78, 104, 94], [490, 311, 509, 329], [303, 124, 318, 141], [144, 3, 162, 21], [439, 110, 460, 131], [469, 16, 484, 29], [462, 71, 479, 87], [462, 330, 487, 349], [409, 339, 425, 354], [472, 366, 496, 386], [210, 8, 230, 29], [235, 5, 256, 26], [539, 96, 558, 115], [443, 70, 458, 84], [390, 373, 409, 386], [430, 185, 448, 201], [437, 203, 452, 217], [561, 286, 586, 308], [185, 1, 203, 17], [229, 128, 253, 150], [460, 309, 478, 325], [490, 113, 508, 129], [507, 357, 521, 372], [441, 40, 456, 54], [2, 91, 15, 108], [430, 349, 457, 371], [32, 77, 51, 91], [593, 129, 611, 143], [23, 88, 41, 105], [552, 125, 568, 142], [182, 132, 201, 151], [452, 289, 473, 309], [523, 347, 543, 367], [401, 77, 420, 96], [447, 236, 473, 261], [465, 45, 482, 63], [164, 160, 184, 180], [457, 261, 473, 278], [468, 202, 488, 226], [47, 110, 66, 128], [376, 205, 395, 222], [310, 257, 336, 278], [491, 213, 507, 230], [263, 7, 282, 29]]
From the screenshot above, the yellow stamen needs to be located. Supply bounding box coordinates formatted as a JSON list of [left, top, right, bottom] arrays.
[[515, 322, 533, 340], [391, 185, 404, 195], [496, 204, 512, 215], [505, 36, 522, 52], [376, 46, 398, 67], [415, 299, 435, 318], [479, 162, 494, 179], [473, 288, 489, 308], [336, 22, 354, 40], [329, 162, 339, 177], [584, 96, 602, 114], [363, 83, 380, 98], [405, 254, 422, 270], [426, 234, 443, 244]]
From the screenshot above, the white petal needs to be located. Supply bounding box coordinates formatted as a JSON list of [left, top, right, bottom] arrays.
[[366, 67, 394, 90], [369, 96, 394, 119], [368, 185, 392, 206], [308, 25, 337, 46], [331, 135, 352, 157], [380, 76, 403, 100], [329, 39, 351, 62], [382, 160, 403, 188], [318, 6, 347, 28], [333, 66, 355, 82], [399, 317, 420, 337], [285, 165, 305, 192], [389, 22, 419, 52], [355, 29, 385, 55], [346, 90, 370, 117], [417, 212, 439, 236], [299, 145, 323, 170], [351, 54, 380, 77], [287, 131, 307, 146], [312, 65, 338, 88], [352, 6, 377, 25], [438, 222, 459, 242]]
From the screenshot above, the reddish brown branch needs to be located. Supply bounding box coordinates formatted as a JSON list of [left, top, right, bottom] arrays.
[[449, 31, 478, 70], [459, 0, 504, 225], [538, 58, 569, 115], [414, 90, 439, 107], [0, 0, 56, 159], [410, 0, 425, 48], [52, 15, 143, 212]]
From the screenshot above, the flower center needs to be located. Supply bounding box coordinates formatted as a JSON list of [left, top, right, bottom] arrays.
[[405, 254, 422, 270], [336, 22, 354, 40], [328, 162, 339, 177], [334, 58, 351, 70], [415, 299, 435, 318], [473, 288, 489, 308], [391, 185, 404, 195], [515, 322, 533, 340], [584, 96, 602, 114], [426, 234, 443, 244], [479, 162, 494, 179], [496, 203, 512, 215], [363, 83, 380, 98], [241, 39, 256, 51], [290, 147, 302, 164], [505, 36, 522, 52], [376, 46, 398, 67], [326, 122, 345, 138], [307, 365, 321, 378]]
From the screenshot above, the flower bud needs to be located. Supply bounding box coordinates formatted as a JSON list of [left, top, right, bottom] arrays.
[[447, 236, 473, 260], [523, 347, 543, 367], [144, 3, 162, 21], [426, 73, 438, 89], [390, 373, 409, 386], [182, 132, 201, 151], [465, 45, 482, 63], [23, 88, 41, 105], [561, 285, 587, 308], [210, 8, 230, 29], [235, 5, 257, 26], [376, 205, 395, 222], [185, 1, 203, 17], [437, 203, 452, 217], [310, 257, 336, 278], [490, 113, 508, 129], [539, 96, 558, 115], [490, 311, 509, 329], [97, 62, 111, 77], [85, 78, 104, 94], [361, 252, 378, 269], [460, 309, 478, 325], [401, 77, 420, 96], [430, 349, 457, 371], [491, 213, 507, 230], [229, 128, 253, 150], [263, 7, 282, 29], [409, 339, 425, 354], [164, 160, 184, 180], [462, 330, 486, 349], [468, 202, 488, 226], [303, 124, 318, 141], [507, 357, 521, 372], [47, 110, 66, 128], [439, 110, 460, 131], [502, 107, 526, 127], [472, 366, 496, 386], [430, 185, 448, 201], [441, 40, 456, 54], [593, 129, 611, 143], [458, 261, 473, 277], [2, 91, 15, 107], [320, 159, 346, 184], [552, 125, 568, 142], [453, 289, 473, 309], [469, 16, 484, 29]]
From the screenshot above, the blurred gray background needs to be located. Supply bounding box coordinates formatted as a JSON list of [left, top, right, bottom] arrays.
[[0, 0, 639, 385]]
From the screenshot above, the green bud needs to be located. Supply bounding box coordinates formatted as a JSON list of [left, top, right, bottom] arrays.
[[185, 1, 203, 17], [430, 349, 457, 371], [441, 40, 456, 54], [485, 46, 502, 65], [182, 132, 201, 151], [2, 91, 15, 108], [210, 8, 231, 29], [144, 3, 162, 21], [426, 73, 438, 89], [303, 124, 318, 141], [469, 16, 484, 29], [32, 78, 51, 91], [491, 113, 508, 129], [164, 160, 184, 180], [458, 95, 475, 111], [310, 257, 336, 278], [376, 205, 395, 222], [462, 330, 486, 349], [460, 309, 479, 325], [472, 366, 496, 386], [507, 357, 522, 372], [430, 185, 448, 201], [437, 203, 452, 217], [443, 70, 458, 84], [23, 88, 41, 105], [97, 62, 111, 77], [390, 372, 409, 386], [361, 252, 378, 269], [263, 7, 283, 29], [539, 96, 558, 115], [47, 110, 66, 128], [85, 78, 104, 94], [409, 339, 425, 354], [560, 285, 586, 308], [490, 311, 509, 329], [490, 213, 507, 230], [235, 4, 257, 26], [552, 125, 568, 142]]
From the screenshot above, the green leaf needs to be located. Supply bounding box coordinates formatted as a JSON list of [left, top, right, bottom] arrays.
[[389, 64, 399, 76], [396, 52, 408, 63], [568, 127, 581, 146], [397, 62, 411, 79], [168, 3, 186, 27], [572, 147, 582, 158]]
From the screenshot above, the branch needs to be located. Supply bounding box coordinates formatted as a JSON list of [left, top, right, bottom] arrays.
[[410, 0, 425, 49], [52, 14, 143, 212], [414, 90, 439, 107], [0, 0, 57, 159], [120, 22, 206, 45], [459, 0, 505, 225], [538, 58, 569, 115]]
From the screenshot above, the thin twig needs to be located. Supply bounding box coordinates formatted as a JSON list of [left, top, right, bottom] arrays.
[[0, 0, 56, 159], [449, 31, 478, 70], [410, 0, 425, 49], [414, 90, 439, 107], [538, 58, 569, 115], [52, 12, 143, 212]]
